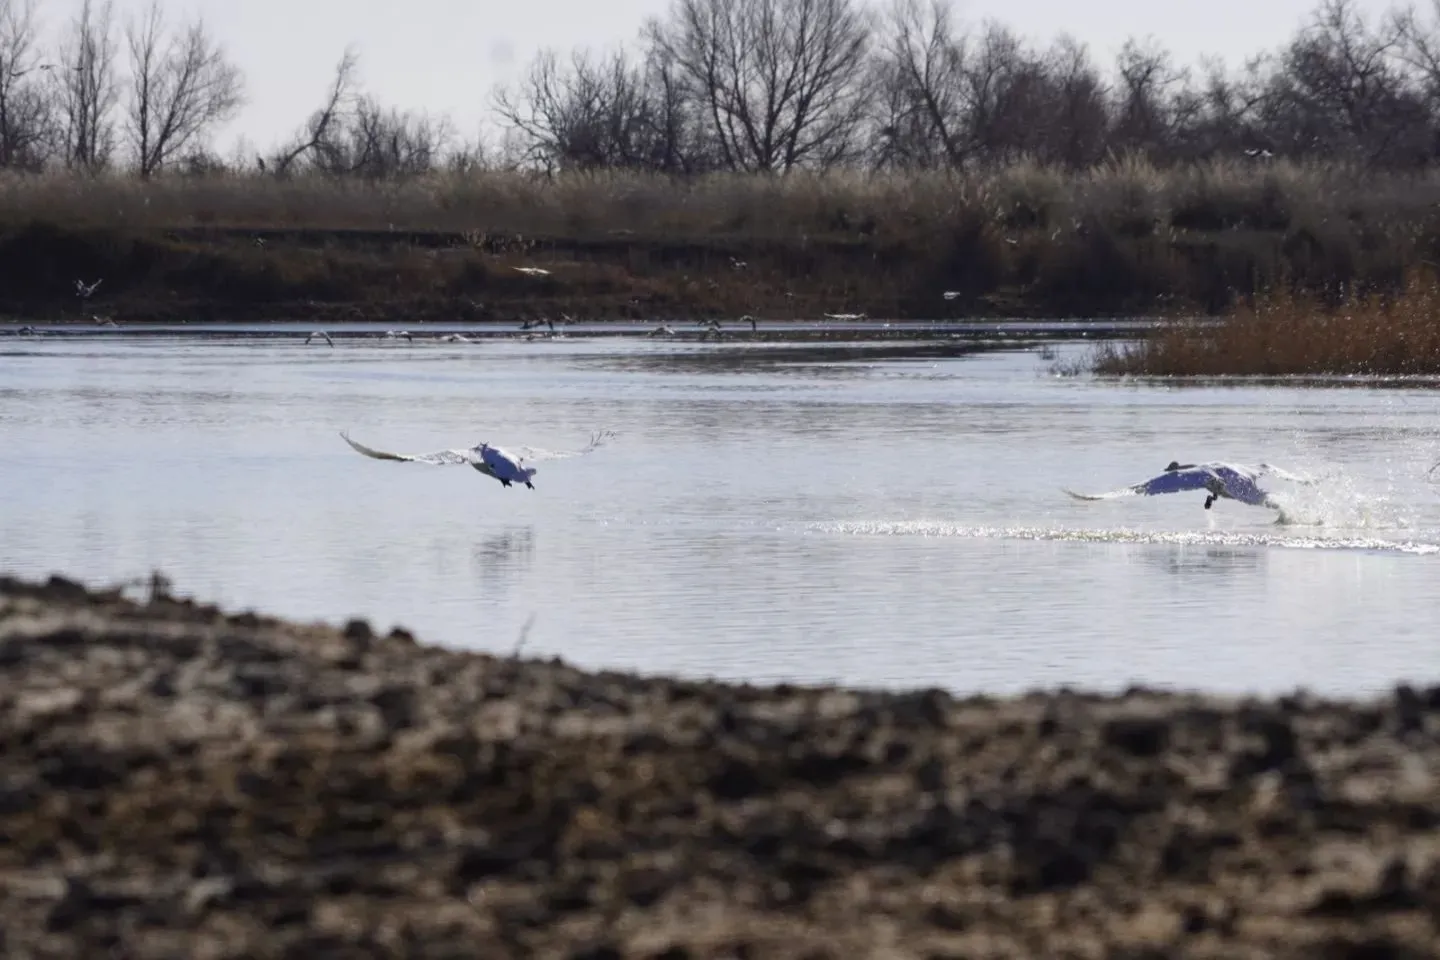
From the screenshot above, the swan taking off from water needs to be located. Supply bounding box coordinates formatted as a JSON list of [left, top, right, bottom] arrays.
[[340, 429, 616, 490], [1065, 461, 1315, 512]]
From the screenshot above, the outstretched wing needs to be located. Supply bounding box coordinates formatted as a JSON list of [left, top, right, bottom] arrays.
[[1255, 462, 1317, 485], [339, 431, 479, 466], [1132, 468, 1218, 496], [513, 429, 617, 463], [1063, 487, 1139, 501], [1065, 467, 1215, 501]]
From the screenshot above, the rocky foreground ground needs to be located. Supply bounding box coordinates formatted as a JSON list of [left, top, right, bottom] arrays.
[[1, 574, 1438, 959]]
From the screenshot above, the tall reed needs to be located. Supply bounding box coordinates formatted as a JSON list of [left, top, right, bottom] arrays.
[[1093, 267, 1440, 376]]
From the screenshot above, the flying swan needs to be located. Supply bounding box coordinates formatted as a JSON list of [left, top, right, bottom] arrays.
[[1064, 461, 1316, 512], [340, 429, 616, 490]]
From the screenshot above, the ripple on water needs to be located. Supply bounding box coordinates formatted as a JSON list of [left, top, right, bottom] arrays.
[[807, 521, 1440, 556]]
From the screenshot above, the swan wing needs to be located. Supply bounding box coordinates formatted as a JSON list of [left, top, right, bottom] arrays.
[[339, 431, 478, 466], [514, 429, 617, 463], [1066, 467, 1214, 501], [1256, 462, 1317, 484], [1133, 467, 1217, 496], [1063, 486, 1139, 501]]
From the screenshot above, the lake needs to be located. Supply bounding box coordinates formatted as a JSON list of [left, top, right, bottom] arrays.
[[4, 325, 1440, 697]]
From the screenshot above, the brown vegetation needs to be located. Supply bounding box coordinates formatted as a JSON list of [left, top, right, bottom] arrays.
[[1092, 268, 1440, 377], [2, 572, 1439, 958], [8, 158, 1440, 324]]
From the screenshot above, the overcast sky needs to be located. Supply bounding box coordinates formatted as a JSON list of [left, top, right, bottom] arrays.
[[38, 0, 1402, 157]]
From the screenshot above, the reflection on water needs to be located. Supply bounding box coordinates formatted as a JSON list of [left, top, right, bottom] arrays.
[[469, 527, 536, 585], [3, 334, 1440, 697], [1136, 546, 1266, 579]]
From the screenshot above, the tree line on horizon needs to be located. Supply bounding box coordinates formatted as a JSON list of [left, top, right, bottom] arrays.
[[8, 0, 1440, 180]]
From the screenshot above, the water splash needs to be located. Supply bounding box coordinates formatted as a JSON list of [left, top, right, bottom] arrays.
[[808, 520, 1440, 556], [1265, 463, 1416, 531]]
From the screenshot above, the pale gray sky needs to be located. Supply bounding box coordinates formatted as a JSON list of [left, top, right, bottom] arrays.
[[41, 0, 1399, 157]]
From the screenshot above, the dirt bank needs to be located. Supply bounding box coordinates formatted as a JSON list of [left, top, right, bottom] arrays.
[[1, 573, 1437, 959], [0, 215, 1387, 326]]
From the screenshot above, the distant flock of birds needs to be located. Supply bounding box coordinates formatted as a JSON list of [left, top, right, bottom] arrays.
[[7, 268, 902, 345], [294, 312, 873, 348]]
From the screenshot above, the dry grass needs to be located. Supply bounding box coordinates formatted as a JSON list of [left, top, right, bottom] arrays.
[[1093, 267, 1440, 376], [1, 157, 1434, 239], [7, 159, 1440, 321]]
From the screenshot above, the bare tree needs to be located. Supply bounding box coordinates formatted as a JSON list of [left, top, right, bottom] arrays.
[[1035, 35, 1110, 169], [1167, 54, 1271, 158], [644, 0, 872, 172], [268, 45, 359, 176], [869, 0, 966, 169], [0, 0, 52, 169], [495, 46, 703, 173], [335, 96, 452, 178], [869, 12, 1110, 172], [1393, 0, 1440, 119], [1108, 38, 1191, 159], [496, 48, 621, 172], [124, 0, 243, 177], [644, 42, 719, 172], [53, 0, 119, 171], [958, 23, 1060, 166], [443, 131, 489, 173], [1262, 0, 1428, 166]]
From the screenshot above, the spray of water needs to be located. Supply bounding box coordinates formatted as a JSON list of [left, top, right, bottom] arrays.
[[1266, 464, 1413, 531]]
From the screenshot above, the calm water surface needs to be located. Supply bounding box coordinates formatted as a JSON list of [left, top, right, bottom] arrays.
[[4, 330, 1440, 697]]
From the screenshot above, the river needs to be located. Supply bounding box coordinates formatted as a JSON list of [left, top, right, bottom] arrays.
[[4, 325, 1438, 696]]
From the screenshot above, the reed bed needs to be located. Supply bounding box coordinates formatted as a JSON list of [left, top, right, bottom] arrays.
[[0, 158, 1435, 240], [1092, 268, 1440, 376], [8, 159, 1440, 322]]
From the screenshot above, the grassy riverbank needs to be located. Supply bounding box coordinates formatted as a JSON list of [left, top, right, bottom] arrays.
[[3, 160, 1439, 325], [1092, 269, 1440, 377], [2, 572, 1438, 958]]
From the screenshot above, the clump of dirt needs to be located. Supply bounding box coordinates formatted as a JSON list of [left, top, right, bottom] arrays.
[[1, 573, 1438, 959]]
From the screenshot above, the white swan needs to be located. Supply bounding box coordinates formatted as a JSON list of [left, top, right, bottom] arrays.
[[1065, 461, 1315, 511], [340, 429, 616, 490]]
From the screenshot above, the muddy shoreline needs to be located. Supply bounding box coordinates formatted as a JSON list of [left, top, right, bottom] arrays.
[[1, 573, 1437, 959]]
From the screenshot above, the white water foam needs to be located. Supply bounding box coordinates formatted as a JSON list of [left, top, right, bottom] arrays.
[[806, 520, 1440, 556], [1262, 467, 1416, 531]]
